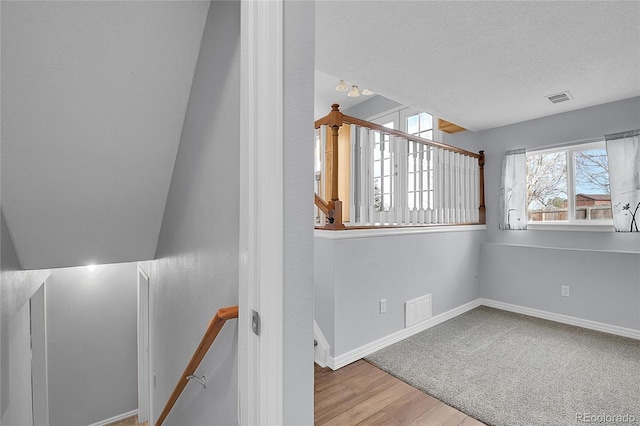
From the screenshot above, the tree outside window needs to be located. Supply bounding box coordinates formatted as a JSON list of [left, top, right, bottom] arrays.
[[526, 142, 611, 222]]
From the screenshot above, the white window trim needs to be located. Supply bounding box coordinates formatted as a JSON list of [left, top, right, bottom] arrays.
[[367, 106, 444, 144], [526, 139, 613, 230], [527, 223, 614, 232]]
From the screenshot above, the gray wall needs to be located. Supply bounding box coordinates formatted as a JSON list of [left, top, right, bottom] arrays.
[[316, 91, 486, 361], [315, 230, 485, 358], [150, 2, 240, 425], [0, 211, 50, 418], [283, 2, 315, 422], [343, 95, 402, 120], [447, 97, 640, 329], [46, 263, 138, 426], [314, 238, 336, 354]]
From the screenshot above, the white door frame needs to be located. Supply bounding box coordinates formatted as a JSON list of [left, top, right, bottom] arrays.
[[137, 267, 150, 424], [30, 283, 49, 426], [239, 0, 285, 424], [3, 301, 33, 426]]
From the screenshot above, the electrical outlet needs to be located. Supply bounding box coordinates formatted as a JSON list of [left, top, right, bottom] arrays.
[[380, 299, 387, 314], [561, 285, 570, 297], [474, 272, 478, 280]]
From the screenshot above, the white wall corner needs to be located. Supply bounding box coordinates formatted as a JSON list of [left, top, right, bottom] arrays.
[[313, 320, 330, 368]]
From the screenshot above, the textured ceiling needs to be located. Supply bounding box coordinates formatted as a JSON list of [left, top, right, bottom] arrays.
[[316, 1, 640, 131], [1, 1, 209, 269]]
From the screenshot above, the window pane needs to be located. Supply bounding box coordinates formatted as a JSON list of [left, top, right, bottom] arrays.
[[373, 178, 382, 211], [408, 157, 415, 173], [383, 193, 392, 210], [407, 114, 419, 135], [383, 176, 391, 191], [383, 158, 391, 173], [574, 148, 611, 220], [420, 113, 433, 131], [527, 152, 567, 222]]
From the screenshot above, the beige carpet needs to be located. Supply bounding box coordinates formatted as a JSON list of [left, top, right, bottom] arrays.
[[366, 306, 640, 426]]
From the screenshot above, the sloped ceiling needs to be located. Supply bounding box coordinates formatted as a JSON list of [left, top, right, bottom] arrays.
[[316, 1, 640, 131], [1, 1, 209, 269]]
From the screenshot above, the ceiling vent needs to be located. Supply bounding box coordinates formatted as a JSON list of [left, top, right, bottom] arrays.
[[546, 91, 573, 104]]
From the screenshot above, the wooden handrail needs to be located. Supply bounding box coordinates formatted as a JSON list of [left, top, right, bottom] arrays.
[[315, 193, 331, 217], [315, 104, 480, 159], [156, 305, 239, 426], [314, 193, 345, 230]]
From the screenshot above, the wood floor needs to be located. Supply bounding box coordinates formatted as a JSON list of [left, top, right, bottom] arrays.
[[315, 360, 485, 426]]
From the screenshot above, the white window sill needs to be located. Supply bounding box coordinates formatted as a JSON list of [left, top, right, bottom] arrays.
[[314, 224, 487, 240], [526, 222, 614, 232]]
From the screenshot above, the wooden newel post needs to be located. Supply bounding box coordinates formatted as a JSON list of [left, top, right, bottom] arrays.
[[330, 125, 340, 202], [478, 150, 486, 224], [320, 104, 346, 229], [327, 104, 344, 203]]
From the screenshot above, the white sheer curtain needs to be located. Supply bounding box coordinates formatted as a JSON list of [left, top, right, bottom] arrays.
[[499, 149, 527, 230], [606, 130, 640, 232]]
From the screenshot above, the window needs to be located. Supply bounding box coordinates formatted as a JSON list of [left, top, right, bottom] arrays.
[[370, 109, 437, 214], [406, 112, 435, 211], [526, 141, 611, 224], [372, 120, 395, 212]]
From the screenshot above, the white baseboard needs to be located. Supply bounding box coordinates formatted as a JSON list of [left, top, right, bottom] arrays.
[[327, 297, 640, 370], [480, 299, 640, 340], [328, 299, 482, 370], [87, 409, 138, 426], [314, 320, 330, 368]]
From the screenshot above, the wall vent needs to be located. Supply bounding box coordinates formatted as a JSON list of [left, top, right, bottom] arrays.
[[546, 91, 573, 104], [405, 294, 432, 328]]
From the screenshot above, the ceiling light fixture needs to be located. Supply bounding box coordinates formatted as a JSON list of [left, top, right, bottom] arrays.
[[335, 80, 374, 97], [335, 80, 348, 92], [347, 85, 360, 97]]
